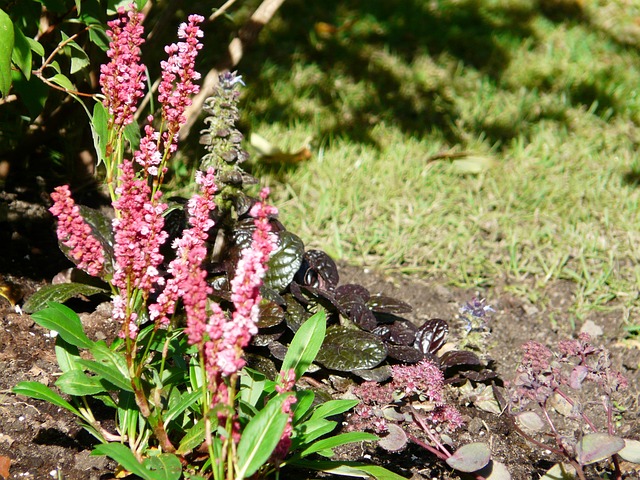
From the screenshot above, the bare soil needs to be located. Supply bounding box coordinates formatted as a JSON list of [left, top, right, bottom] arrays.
[[0, 188, 639, 480]]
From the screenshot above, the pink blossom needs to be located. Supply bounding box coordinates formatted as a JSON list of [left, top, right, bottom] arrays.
[[112, 161, 168, 300], [214, 188, 278, 376], [100, 5, 146, 129], [150, 168, 217, 329], [49, 185, 105, 277], [134, 121, 163, 176], [158, 14, 204, 157]]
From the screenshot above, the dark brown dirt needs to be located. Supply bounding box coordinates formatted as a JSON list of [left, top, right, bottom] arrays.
[[1, 188, 639, 480]]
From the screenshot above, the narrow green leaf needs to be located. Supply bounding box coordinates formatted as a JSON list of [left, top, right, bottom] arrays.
[[30, 302, 92, 349], [142, 453, 182, 480], [78, 358, 132, 392], [300, 432, 378, 458], [11, 26, 31, 79], [55, 335, 82, 373], [281, 309, 326, 379], [13, 381, 81, 417], [23, 283, 108, 314], [56, 370, 107, 396], [236, 394, 290, 478], [91, 101, 108, 164], [310, 399, 359, 421], [292, 389, 315, 423], [0, 9, 15, 97], [163, 390, 201, 425], [176, 419, 206, 455], [293, 418, 336, 447], [27, 37, 44, 57], [92, 443, 154, 480]]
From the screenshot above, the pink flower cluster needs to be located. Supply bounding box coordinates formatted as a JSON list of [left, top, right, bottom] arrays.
[[112, 162, 168, 296], [349, 359, 463, 435], [100, 5, 146, 129], [133, 15, 204, 177], [216, 189, 278, 376], [49, 186, 105, 277], [149, 168, 217, 330], [271, 369, 297, 462], [158, 15, 204, 155]]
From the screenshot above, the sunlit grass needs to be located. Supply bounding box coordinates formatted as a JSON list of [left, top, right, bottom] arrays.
[[234, 0, 640, 328]]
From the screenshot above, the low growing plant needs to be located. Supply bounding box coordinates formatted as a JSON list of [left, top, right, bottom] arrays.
[[11, 5, 404, 479], [509, 333, 640, 480]]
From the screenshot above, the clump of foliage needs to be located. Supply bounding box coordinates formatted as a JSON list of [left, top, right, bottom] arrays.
[[509, 333, 640, 480], [11, 5, 404, 479]]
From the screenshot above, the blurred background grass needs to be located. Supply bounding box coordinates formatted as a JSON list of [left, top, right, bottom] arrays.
[[214, 0, 640, 329]]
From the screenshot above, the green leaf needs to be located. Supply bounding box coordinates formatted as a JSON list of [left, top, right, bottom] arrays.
[[49, 73, 75, 91], [85, 342, 132, 391], [11, 26, 31, 80], [78, 358, 132, 392], [92, 443, 155, 480], [91, 101, 108, 164], [88, 24, 110, 51], [292, 389, 315, 423], [30, 302, 92, 349], [55, 370, 108, 396], [163, 390, 201, 425], [315, 326, 387, 371], [236, 394, 290, 478], [287, 459, 407, 479], [12, 73, 47, 119], [142, 453, 182, 480], [264, 231, 305, 292], [282, 309, 326, 379], [23, 283, 108, 314], [176, 419, 206, 455], [0, 9, 14, 97], [55, 335, 82, 373], [27, 37, 44, 57], [124, 120, 141, 151], [310, 399, 359, 421], [300, 432, 378, 458], [293, 418, 337, 447], [13, 381, 81, 416]]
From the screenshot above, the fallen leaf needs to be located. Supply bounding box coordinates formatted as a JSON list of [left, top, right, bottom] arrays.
[[0, 455, 11, 480]]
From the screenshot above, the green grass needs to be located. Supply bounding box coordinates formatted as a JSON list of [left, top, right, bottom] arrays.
[[232, 0, 640, 326]]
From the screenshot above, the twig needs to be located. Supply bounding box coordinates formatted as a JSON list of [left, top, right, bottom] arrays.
[[210, 0, 240, 21]]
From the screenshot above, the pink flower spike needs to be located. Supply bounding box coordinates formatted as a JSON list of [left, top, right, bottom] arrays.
[[100, 4, 147, 129], [112, 161, 168, 297], [158, 14, 204, 157], [49, 186, 105, 277]]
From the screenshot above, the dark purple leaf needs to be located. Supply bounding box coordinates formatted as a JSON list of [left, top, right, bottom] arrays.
[[267, 341, 288, 361], [256, 301, 285, 328], [414, 319, 449, 355], [298, 284, 342, 312], [251, 329, 284, 347], [367, 294, 412, 314], [460, 370, 498, 382], [316, 326, 387, 371], [336, 293, 369, 314], [440, 350, 482, 369], [349, 303, 377, 331], [386, 345, 424, 363], [304, 250, 339, 289], [335, 284, 371, 303], [386, 320, 418, 345], [372, 325, 391, 341], [283, 294, 311, 332]]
